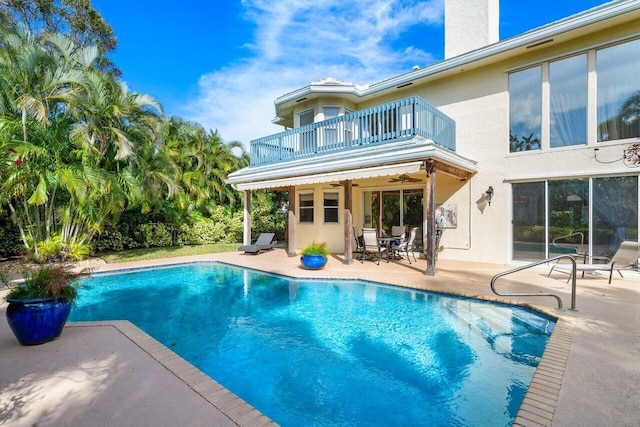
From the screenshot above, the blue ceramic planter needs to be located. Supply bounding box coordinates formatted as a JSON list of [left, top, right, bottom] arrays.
[[6, 298, 72, 345], [300, 254, 328, 270]]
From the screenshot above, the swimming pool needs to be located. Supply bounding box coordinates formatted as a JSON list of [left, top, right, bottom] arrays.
[[69, 263, 554, 426]]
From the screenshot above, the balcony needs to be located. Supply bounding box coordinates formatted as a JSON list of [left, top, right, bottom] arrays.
[[249, 96, 456, 166]]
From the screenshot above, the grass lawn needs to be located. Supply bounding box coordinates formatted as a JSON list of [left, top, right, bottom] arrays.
[[99, 243, 239, 263]]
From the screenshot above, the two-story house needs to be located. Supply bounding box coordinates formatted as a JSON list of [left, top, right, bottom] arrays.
[[227, 0, 640, 275]]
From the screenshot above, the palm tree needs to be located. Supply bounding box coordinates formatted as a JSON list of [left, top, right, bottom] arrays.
[[0, 22, 165, 259], [160, 117, 248, 219]]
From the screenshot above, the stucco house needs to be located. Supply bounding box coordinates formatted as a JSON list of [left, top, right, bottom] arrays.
[[227, 0, 640, 275]]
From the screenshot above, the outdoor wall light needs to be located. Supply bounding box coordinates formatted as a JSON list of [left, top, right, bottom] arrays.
[[485, 186, 494, 206]]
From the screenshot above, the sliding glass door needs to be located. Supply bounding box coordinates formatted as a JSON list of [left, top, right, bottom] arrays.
[[363, 189, 423, 246], [512, 176, 639, 261], [592, 176, 638, 257], [513, 182, 546, 260]]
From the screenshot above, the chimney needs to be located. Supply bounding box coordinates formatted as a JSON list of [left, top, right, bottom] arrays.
[[445, 0, 499, 59]]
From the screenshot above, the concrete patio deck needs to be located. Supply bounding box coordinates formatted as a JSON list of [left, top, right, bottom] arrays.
[[1, 249, 639, 426]]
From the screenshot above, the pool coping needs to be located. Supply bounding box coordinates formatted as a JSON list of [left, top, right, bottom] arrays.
[[72, 260, 574, 426], [67, 320, 277, 427]]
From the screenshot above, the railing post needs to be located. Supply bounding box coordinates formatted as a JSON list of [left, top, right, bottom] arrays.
[[412, 99, 416, 135]]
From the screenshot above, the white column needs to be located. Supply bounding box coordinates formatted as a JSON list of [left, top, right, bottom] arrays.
[[243, 190, 251, 245]]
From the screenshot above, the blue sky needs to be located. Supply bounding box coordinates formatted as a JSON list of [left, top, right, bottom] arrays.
[[92, 0, 610, 149]]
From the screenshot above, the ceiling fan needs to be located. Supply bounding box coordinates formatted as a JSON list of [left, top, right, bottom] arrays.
[[330, 181, 359, 187], [388, 174, 422, 183]]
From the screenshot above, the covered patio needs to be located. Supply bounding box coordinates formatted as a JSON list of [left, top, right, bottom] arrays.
[[228, 140, 477, 276]]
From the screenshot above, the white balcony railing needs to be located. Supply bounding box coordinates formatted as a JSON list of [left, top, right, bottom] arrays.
[[250, 96, 455, 166]]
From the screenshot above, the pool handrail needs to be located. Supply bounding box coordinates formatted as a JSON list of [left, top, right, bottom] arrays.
[[491, 255, 577, 310]]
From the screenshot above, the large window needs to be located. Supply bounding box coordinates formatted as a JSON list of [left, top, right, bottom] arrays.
[[509, 38, 640, 150], [550, 54, 587, 147], [509, 66, 542, 152], [597, 38, 640, 142], [299, 193, 314, 223], [323, 192, 339, 223]]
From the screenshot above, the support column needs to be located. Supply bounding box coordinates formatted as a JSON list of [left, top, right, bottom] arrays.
[[287, 186, 296, 257], [424, 164, 437, 276], [243, 190, 251, 245], [343, 180, 353, 265]]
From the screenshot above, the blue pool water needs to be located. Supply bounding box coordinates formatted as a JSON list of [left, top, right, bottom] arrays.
[[69, 263, 554, 426]]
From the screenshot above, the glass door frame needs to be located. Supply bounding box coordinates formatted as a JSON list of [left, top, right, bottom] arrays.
[[362, 186, 424, 235], [511, 175, 640, 262]]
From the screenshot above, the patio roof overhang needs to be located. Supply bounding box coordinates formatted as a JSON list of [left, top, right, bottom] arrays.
[[227, 137, 479, 191], [233, 161, 423, 191]]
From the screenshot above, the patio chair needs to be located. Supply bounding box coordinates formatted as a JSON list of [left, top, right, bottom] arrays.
[[353, 227, 365, 257], [392, 227, 418, 264], [237, 233, 276, 255], [391, 225, 406, 244], [548, 240, 640, 284], [361, 228, 386, 265]]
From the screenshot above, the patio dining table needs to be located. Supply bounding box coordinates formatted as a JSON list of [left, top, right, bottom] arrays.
[[378, 236, 401, 262]]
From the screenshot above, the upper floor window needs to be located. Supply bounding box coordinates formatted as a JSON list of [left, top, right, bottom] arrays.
[[323, 192, 339, 223], [509, 66, 542, 152], [298, 109, 314, 127], [299, 193, 314, 223], [597, 38, 640, 142], [298, 109, 316, 152], [550, 54, 587, 148]]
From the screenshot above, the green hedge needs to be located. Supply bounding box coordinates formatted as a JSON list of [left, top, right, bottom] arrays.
[[93, 206, 246, 252], [2, 203, 287, 256]]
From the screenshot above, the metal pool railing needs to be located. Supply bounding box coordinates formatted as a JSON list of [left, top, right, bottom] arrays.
[[491, 255, 577, 310]]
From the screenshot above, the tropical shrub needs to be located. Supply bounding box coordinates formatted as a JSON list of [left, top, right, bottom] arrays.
[[133, 223, 174, 248], [250, 204, 286, 243], [0, 212, 21, 257]]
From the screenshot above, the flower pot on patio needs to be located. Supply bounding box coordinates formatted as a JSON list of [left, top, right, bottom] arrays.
[[300, 242, 329, 270], [3, 265, 89, 345], [300, 254, 328, 270], [6, 298, 72, 345]]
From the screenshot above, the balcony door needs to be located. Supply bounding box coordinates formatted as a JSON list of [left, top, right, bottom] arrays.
[[298, 108, 315, 153]]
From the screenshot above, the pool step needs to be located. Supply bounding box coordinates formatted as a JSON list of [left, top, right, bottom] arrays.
[[444, 302, 516, 351]]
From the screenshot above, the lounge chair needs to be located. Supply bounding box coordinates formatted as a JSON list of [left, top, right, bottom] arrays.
[[361, 228, 385, 265], [238, 233, 276, 255], [548, 240, 640, 284]]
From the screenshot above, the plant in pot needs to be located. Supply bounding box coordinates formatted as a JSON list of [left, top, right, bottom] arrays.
[[2, 265, 88, 345], [300, 242, 330, 270]]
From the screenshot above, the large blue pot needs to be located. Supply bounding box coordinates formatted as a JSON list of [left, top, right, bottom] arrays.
[[300, 254, 328, 270], [6, 298, 72, 345]]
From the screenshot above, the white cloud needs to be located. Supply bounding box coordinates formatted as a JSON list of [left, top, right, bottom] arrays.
[[181, 0, 444, 150]]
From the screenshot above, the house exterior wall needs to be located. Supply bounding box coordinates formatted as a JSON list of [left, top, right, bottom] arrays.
[[231, 4, 640, 265], [286, 16, 640, 263]]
